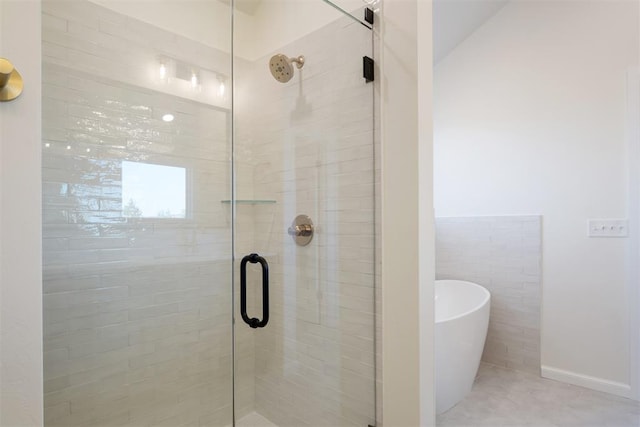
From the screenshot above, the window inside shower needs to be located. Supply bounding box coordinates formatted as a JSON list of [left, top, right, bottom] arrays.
[[121, 161, 187, 219]]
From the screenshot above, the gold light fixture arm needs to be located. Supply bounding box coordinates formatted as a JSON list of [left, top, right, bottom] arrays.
[[0, 58, 23, 102]]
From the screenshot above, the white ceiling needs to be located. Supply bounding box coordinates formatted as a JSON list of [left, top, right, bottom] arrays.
[[433, 0, 509, 64]]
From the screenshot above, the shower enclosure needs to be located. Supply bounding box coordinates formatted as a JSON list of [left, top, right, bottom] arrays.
[[41, 0, 376, 425]]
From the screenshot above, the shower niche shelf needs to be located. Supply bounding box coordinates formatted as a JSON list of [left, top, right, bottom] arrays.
[[220, 199, 276, 205]]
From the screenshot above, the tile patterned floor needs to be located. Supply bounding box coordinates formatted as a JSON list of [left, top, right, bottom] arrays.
[[437, 363, 640, 426]]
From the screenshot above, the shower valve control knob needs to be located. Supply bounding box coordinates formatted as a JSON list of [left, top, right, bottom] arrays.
[[288, 215, 314, 246], [288, 224, 312, 237]]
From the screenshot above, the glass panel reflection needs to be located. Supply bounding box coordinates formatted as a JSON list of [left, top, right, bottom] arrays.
[[42, 1, 232, 425], [233, 2, 376, 425]]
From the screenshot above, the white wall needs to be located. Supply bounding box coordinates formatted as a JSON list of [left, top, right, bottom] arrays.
[[417, 0, 435, 422], [434, 0, 639, 397], [0, 1, 44, 425], [380, 0, 435, 425], [628, 67, 640, 400], [89, 0, 239, 55], [236, 0, 363, 60], [432, 0, 506, 64]]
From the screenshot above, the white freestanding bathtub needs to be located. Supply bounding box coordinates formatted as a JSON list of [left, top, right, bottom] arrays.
[[435, 280, 491, 414]]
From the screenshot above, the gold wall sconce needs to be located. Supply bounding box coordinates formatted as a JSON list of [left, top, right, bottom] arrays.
[[0, 58, 23, 102]]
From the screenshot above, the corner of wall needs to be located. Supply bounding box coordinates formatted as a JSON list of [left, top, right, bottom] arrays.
[[626, 67, 640, 401], [0, 0, 44, 425]]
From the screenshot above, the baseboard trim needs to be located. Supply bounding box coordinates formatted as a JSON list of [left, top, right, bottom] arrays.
[[541, 365, 632, 399]]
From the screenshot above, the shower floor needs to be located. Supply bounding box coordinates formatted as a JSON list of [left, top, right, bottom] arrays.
[[437, 363, 640, 426], [236, 412, 279, 427]]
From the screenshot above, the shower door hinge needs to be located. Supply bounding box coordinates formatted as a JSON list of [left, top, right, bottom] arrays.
[[363, 56, 374, 83], [364, 7, 374, 25]]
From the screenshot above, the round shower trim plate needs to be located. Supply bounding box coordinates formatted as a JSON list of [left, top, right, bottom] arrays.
[[287, 214, 314, 246]]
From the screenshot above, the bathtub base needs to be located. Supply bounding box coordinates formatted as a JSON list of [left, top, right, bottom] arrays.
[[435, 280, 491, 415]]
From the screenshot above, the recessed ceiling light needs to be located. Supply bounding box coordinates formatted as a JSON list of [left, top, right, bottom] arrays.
[[162, 113, 175, 122]]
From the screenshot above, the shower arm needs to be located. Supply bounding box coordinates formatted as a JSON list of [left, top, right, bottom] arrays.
[[290, 55, 305, 69]]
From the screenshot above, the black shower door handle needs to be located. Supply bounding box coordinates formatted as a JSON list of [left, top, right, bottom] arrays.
[[240, 253, 269, 329]]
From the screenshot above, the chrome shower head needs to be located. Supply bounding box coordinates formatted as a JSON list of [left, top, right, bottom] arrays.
[[269, 54, 305, 83]]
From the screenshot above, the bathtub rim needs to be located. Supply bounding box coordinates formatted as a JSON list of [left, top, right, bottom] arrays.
[[435, 279, 491, 324]]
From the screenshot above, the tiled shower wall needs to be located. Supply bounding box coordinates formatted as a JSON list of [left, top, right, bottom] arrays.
[[236, 14, 376, 427], [42, 2, 241, 425], [436, 216, 542, 373], [42, 1, 377, 426]]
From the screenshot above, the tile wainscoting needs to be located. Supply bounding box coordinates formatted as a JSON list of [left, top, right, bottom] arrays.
[[436, 215, 542, 373]]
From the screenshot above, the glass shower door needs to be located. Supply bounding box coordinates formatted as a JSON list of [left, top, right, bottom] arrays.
[[41, 1, 233, 425], [232, 2, 376, 425], [41, 1, 375, 425]]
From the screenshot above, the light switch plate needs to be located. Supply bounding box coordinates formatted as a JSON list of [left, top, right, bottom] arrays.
[[588, 219, 629, 237]]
